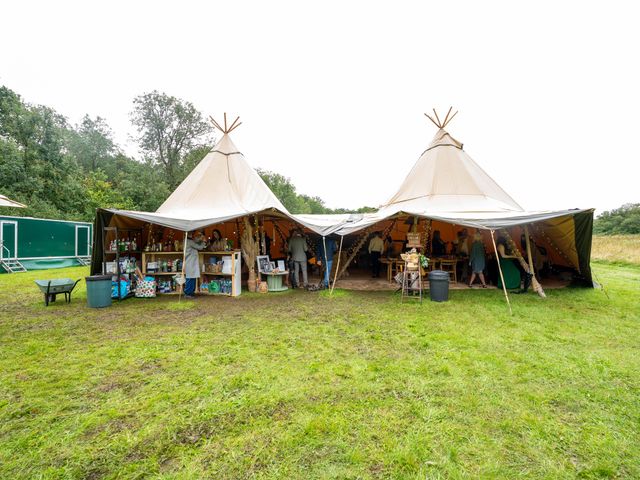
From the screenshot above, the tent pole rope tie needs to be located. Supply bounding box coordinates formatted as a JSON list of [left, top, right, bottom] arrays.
[[490, 229, 513, 316]]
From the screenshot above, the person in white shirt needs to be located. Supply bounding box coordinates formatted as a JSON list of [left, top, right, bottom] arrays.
[[368, 232, 384, 278]]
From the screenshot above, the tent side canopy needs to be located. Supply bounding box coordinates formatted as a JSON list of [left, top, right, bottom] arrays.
[[296, 207, 594, 287], [308, 208, 595, 235], [90, 206, 328, 275]]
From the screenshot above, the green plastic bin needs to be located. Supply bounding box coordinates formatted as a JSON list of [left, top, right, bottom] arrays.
[[85, 275, 113, 308], [428, 270, 450, 302]]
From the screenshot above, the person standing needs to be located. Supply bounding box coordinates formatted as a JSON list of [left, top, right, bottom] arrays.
[[384, 235, 395, 258], [209, 229, 227, 251], [288, 229, 309, 288], [316, 235, 337, 288], [431, 230, 446, 256], [184, 231, 207, 298], [468, 231, 487, 288], [368, 231, 384, 278]]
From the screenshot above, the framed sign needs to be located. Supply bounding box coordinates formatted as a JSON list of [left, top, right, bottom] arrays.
[[257, 255, 272, 273], [406, 232, 422, 248]]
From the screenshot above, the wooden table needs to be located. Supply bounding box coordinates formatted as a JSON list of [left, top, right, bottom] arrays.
[[380, 258, 404, 283]]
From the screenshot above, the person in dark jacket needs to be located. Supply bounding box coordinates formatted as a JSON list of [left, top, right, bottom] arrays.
[[431, 230, 446, 256]]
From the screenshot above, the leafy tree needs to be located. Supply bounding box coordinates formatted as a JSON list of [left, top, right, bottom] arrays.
[[83, 171, 134, 218], [257, 169, 308, 213], [594, 203, 640, 235], [110, 154, 171, 212], [131, 91, 213, 187], [1, 85, 376, 222], [69, 115, 116, 171]]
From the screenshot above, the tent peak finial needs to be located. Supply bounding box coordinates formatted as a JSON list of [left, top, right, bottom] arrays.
[[209, 113, 242, 134], [424, 107, 458, 130]]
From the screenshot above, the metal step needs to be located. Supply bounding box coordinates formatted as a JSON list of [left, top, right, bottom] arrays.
[[76, 257, 91, 266], [1, 259, 27, 273]]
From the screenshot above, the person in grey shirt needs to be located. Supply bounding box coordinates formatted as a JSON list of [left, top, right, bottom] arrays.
[[184, 231, 207, 298], [288, 229, 309, 288]]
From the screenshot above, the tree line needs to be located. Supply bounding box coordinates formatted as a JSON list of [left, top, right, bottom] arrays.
[[593, 203, 640, 235], [0, 86, 373, 222]]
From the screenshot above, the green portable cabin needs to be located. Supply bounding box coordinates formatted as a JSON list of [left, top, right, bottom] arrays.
[[0, 215, 92, 272]]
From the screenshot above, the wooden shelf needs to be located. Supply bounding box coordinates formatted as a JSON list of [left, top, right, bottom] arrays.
[[142, 251, 182, 255], [105, 250, 141, 254], [138, 251, 241, 297]]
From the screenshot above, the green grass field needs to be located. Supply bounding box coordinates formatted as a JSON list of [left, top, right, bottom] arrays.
[[1, 262, 639, 479]]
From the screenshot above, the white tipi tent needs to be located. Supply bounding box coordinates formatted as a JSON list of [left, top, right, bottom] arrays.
[[380, 108, 523, 218], [94, 115, 293, 232], [156, 128, 287, 221]]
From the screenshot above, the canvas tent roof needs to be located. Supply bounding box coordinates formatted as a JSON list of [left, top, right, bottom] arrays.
[[292, 124, 587, 235], [156, 133, 288, 221], [381, 128, 523, 216], [0, 194, 26, 208], [96, 131, 300, 232]]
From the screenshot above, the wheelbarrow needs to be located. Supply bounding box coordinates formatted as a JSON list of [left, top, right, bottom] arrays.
[[34, 278, 81, 306]]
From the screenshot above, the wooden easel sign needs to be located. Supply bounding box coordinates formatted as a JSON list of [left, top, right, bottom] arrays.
[[406, 233, 422, 248]]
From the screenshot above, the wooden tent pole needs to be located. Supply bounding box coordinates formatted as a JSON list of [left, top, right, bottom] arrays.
[[330, 235, 344, 295], [322, 236, 329, 288], [524, 225, 546, 298], [445, 110, 458, 127], [433, 108, 442, 127], [228, 116, 240, 132], [524, 225, 535, 276], [424, 113, 440, 129], [490, 229, 513, 316], [442, 107, 453, 128]]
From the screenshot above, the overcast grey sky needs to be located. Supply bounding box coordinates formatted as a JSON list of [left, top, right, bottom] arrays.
[[1, 0, 638, 213]]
